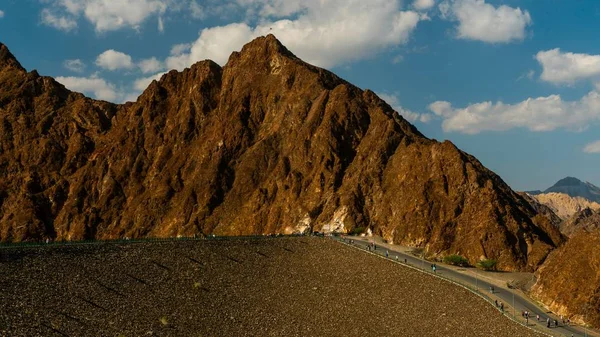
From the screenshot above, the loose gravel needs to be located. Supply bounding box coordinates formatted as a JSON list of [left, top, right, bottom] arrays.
[[0, 237, 544, 337]]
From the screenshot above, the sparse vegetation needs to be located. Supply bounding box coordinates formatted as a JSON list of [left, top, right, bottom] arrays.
[[443, 254, 470, 267], [477, 259, 497, 271], [348, 226, 367, 235]]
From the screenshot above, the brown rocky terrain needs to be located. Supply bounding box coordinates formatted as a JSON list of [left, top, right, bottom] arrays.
[[529, 192, 600, 220], [559, 207, 600, 237], [531, 229, 600, 328], [0, 35, 563, 271], [518, 192, 562, 227], [0, 237, 545, 337]]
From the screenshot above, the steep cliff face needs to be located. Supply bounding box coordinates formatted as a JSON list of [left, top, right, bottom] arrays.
[[0, 35, 563, 270], [531, 229, 600, 328]]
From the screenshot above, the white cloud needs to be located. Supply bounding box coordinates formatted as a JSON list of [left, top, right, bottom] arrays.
[[158, 16, 164, 32], [138, 57, 164, 74], [439, 0, 531, 43], [0, 10, 4, 18], [536, 49, 600, 85], [429, 90, 600, 134], [377, 92, 433, 123], [133, 72, 167, 92], [583, 140, 600, 154], [414, 0, 435, 10], [189, 1, 204, 19], [516, 69, 535, 82], [63, 59, 86, 73], [96, 50, 134, 71], [166, 0, 423, 69], [41, 8, 78, 31], [170, 43, 191, 56], [42, 0, 173, 33], [56, 74, 119, 102]]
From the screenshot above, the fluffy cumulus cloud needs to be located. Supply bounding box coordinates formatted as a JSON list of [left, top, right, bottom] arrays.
[[429, 91, 600, 134], [536, 49, 600, 85], [96, 50, 134, 71], [439, 0, 531, 43], [413, 0, 435, 10], [377, 92, 433, 123], [56, 74, 120, 102], [583, 140, 600, 154], [41, 8, 78, 31], [166, 0, 423, 69], [41, 0, 173, 32], [138, 57, 164, 74], [63, 59, 86, 73]]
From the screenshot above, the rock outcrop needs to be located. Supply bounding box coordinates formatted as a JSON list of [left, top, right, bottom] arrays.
[[0, 35, 563, 270], [518, 192, 562, 227], [560, 207, 600, 237], [531, 229, 600, 328], [530, 192, 600, 220]]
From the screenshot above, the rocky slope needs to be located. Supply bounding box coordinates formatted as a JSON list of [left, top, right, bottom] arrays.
[[0, 35, 563, 270], [518, 192, 561, 227], [531, 229, 600, 328], [544, 177, 600, 203], [559, 207, 600, 237], [530, 192, 600, 220]]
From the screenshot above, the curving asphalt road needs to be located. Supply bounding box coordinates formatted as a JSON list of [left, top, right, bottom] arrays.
[[335, 236, 597, 337]]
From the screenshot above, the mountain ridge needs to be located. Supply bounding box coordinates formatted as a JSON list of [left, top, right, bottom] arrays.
[[0, 35, 563, 271]]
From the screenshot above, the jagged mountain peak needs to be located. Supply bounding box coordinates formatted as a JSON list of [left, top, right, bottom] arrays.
[[0, 35, 564, 271], [543, 176, 600, 203], [0, 43, 25, 72]]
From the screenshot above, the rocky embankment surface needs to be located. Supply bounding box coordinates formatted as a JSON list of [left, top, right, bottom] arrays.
[[0, 35, 563, 271], [0, 237, 544, 337]]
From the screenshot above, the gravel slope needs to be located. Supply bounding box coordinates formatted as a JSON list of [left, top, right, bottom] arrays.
[[0, 237, 544, 336]]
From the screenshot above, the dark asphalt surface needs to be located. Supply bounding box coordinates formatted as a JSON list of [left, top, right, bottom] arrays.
[[336, 236, 596, 337]]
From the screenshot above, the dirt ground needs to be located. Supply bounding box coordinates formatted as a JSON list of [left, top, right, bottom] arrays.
[[0, 237, 544, 337]]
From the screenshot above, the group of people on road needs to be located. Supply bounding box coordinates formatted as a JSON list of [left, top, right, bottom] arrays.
[[494, 299, 504, 312]]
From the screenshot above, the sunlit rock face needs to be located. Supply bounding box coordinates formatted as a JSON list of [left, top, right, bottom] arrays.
[[0, 36, 563, 271]]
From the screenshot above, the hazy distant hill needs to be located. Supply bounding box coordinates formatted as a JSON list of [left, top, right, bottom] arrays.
[[544, 177, 600, 203], [530, 193, 600, 220]]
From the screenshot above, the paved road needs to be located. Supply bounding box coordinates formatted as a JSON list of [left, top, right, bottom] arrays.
[[335, 236, 596, 337]]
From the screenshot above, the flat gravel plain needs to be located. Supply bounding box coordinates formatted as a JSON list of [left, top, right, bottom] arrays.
[[0, 237, 543, 337]]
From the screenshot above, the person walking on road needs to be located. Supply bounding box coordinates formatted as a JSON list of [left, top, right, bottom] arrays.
[[500, 302, 504, 312], [536, 314, 539, 321], [494, 300, 498, 307], [546, 317, 550, 328], [385, 250, 389, 258]]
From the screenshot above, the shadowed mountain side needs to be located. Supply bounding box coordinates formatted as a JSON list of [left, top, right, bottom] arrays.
[[0, 36, 563, 271]]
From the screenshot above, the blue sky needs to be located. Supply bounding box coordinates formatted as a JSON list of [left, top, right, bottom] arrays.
[[1, 0, 600, 191]]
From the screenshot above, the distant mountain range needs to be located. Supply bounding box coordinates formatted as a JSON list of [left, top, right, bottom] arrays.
[[527, 177, 600, 203]]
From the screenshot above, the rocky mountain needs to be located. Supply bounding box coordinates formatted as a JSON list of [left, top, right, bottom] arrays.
[[529, 192, 600, 220], [560, 207, 600, 237], [517, 192, 561, 227], [544, 177, 600, 203], [0, 35, 563, 270], [531, 229, 600, 328]]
